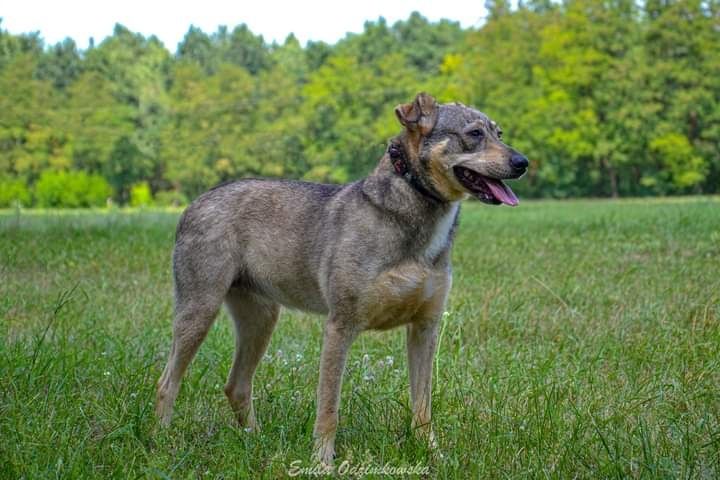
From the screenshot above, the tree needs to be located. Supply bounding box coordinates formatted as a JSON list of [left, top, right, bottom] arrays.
[[177, 24, 270, 75], [177, 26, 216, 74], [83, 24, 171, 200], [36, 38, 82, 89], [0, 20, 43, 70], [61, 70, 134, 172], [0, 53, 67, 180], [643, 0, 719, 193], [161, 62, 256, 197]]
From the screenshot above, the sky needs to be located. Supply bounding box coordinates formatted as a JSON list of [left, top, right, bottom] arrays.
[[1, 0, 485, 51]]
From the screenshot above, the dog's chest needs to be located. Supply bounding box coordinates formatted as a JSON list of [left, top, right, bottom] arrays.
[[361, 262, 450, 330], [357, 204, 457, 330]]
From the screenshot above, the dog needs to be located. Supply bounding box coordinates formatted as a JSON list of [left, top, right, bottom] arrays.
[[156, 92, 528, 464]]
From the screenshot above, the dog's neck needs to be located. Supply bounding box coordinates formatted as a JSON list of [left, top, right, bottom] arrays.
[[360, 170, 459, 264], [389, 153, 445, 204], [362, 159, 456, 215]]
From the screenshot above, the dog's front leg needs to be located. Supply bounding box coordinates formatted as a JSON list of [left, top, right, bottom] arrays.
[[313, 317, 358, 465], [407, 319, 440, 448]]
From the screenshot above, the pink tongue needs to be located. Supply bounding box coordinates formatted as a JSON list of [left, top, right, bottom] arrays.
[[485, 178, 519, 206]]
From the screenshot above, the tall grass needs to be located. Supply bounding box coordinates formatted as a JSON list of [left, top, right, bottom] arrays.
[[1, 198, 719, 478]]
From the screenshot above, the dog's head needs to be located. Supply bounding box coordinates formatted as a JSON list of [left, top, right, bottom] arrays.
[[390, 92, 528, 205]]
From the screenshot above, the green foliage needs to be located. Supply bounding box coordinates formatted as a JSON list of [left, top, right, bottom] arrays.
[[154, 189, 187, 207], [0, 176, 31, 207], [34, 171, 113, 207], [650, 133, 707, 189], [178, 24, 269, 75], [0, 5, 718, 204], [129, 181, 153, 207], [35, 38, 82, 89]]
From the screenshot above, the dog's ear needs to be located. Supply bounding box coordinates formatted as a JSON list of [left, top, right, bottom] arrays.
[[394, 92, 438, 136]]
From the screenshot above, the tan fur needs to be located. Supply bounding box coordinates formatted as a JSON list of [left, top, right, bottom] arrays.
[[428, 140, 469, 201], [361, 263, 450, 330]]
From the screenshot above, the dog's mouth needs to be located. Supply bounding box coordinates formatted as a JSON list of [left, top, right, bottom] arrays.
[[453, 166, 519, 206]]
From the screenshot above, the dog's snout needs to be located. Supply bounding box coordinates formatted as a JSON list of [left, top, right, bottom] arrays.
[[510, 153, 529, 171]]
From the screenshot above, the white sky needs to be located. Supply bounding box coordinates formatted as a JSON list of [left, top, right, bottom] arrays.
[[1, 0, 485, 51]]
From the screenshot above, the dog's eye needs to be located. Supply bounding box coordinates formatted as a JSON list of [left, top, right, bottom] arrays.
[[468, 129, 484, 139], [497, 129, 503, 139]]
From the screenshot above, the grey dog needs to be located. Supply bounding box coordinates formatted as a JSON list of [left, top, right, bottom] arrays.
[[156, 93, 528, 464]]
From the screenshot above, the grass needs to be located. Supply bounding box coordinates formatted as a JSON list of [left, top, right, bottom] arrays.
[[1, 197, 720, 478]]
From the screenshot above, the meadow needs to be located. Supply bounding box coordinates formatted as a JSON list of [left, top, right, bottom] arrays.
[[1, 197, 719, 478]]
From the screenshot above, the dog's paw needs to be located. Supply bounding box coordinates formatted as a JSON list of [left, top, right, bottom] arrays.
[[155, 403, 173, 427], [416, 427, 444, 460], [241, 424, 259, 433], [427, 428, 438, 450], [236, 409, 259, 433], [418, 428, 438, 451], [412, 420, 438, 450], [313, 438, 336, 466]]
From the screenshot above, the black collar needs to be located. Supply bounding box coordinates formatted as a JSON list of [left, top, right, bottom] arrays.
[[389, 147, 445, 204]]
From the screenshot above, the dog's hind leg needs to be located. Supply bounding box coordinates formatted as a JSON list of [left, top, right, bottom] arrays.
[[223, 288, 279, 430], [156, 291, 224, 426]]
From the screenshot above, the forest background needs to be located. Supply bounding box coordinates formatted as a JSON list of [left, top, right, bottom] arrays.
[[1, 0, 718, 207]]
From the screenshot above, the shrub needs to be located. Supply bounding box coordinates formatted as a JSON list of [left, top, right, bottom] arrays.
[[34, 171, 113, 208], [84, 175, 114, 206], [650, 133, 707, 190], [129, 181, 153, 207], [0, 177, 32, 207], [154, 190, 188, 207]]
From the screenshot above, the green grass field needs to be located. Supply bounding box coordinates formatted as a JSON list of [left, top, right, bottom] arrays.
[[2, 198, 720, 478]]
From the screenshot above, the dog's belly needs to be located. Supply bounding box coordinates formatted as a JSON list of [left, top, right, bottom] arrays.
[[234, 259, 328, 313], [243, 274, 329, 314], [361, 263, 449, 330], [266, 281, 328, 314]]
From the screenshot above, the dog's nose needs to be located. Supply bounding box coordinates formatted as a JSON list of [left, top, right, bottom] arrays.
[[510, 153, 529, 170]]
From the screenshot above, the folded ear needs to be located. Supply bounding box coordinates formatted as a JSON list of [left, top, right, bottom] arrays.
[[394, 92, 438, 136]]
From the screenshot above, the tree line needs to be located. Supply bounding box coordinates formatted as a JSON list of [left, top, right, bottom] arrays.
[[1, 0, 718, 207]]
